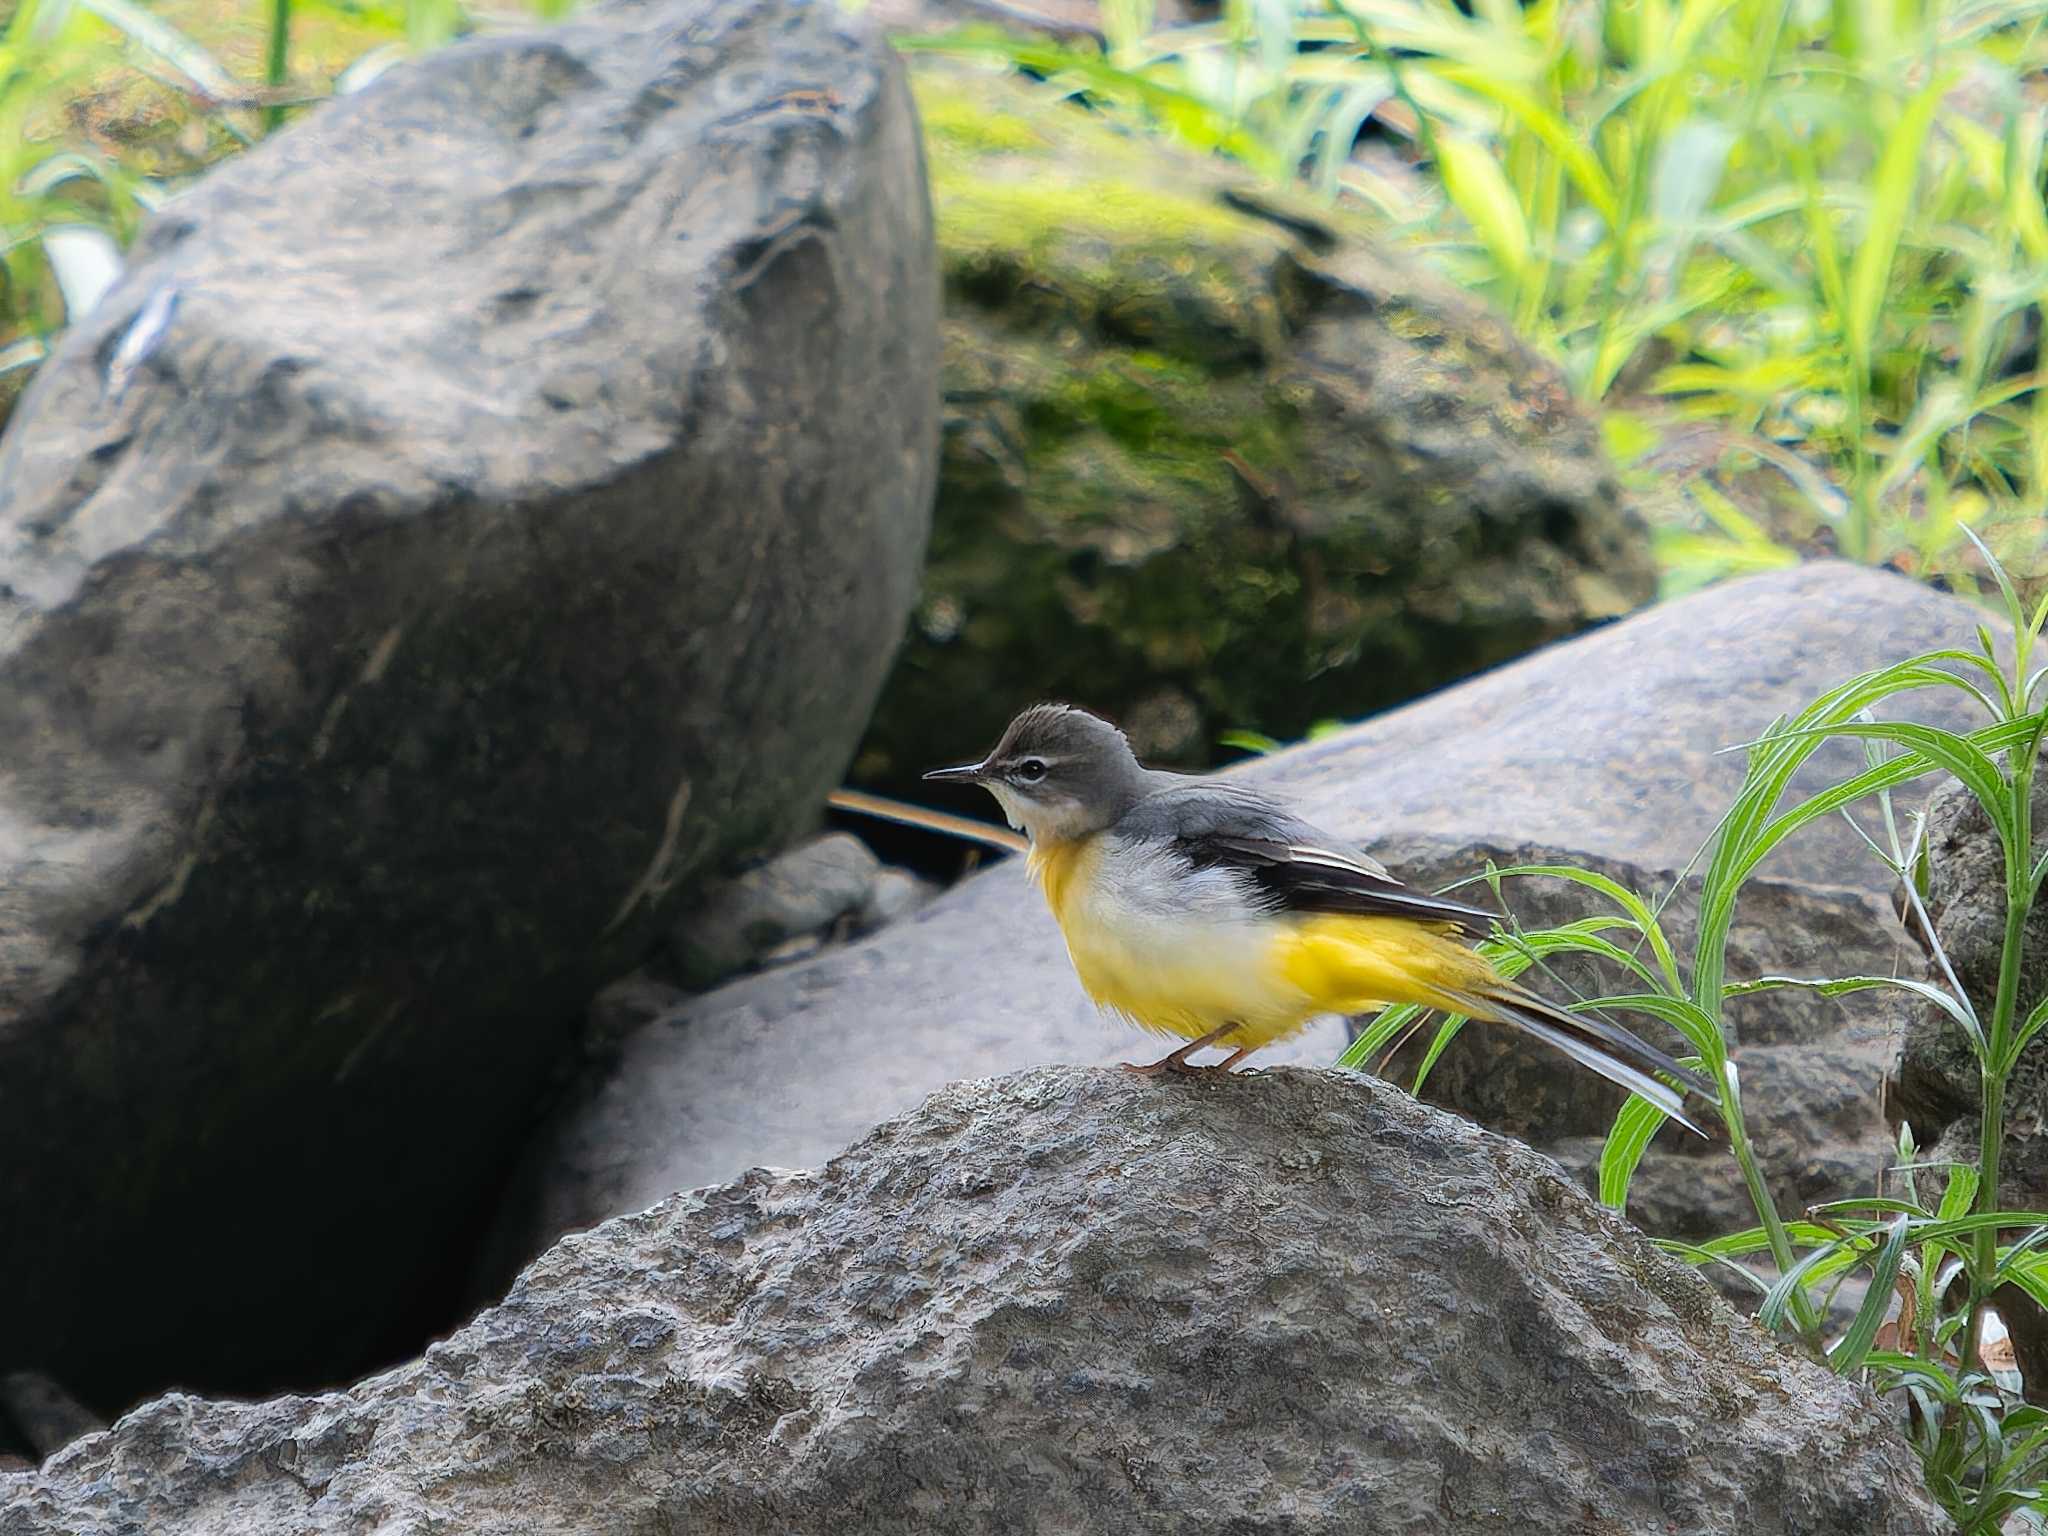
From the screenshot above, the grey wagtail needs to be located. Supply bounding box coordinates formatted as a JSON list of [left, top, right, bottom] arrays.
[[926, 703, 1713, 1134]]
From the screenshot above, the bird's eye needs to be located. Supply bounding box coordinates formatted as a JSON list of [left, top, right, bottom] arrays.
[[1018, 758, 1048, 783]]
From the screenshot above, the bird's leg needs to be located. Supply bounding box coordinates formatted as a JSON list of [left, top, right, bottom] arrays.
[[1123, 1021, 1245, 1077]]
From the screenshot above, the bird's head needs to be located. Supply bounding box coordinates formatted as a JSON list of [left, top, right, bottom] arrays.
[[924, 703, 1149, 843]]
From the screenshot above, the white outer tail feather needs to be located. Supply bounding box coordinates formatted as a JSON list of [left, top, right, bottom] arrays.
[[1440, 989, 1706, 1139]]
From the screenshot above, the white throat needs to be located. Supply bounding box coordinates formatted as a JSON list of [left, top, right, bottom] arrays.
[[984, 783, 1092, 844]]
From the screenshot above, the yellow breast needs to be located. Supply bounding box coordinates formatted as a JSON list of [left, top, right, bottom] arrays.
[[1025, 833, 1311, 1046], [1027, 834, 1099, 929]]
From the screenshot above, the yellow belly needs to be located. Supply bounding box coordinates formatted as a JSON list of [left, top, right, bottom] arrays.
[[1028, 835, 1491, 1054]]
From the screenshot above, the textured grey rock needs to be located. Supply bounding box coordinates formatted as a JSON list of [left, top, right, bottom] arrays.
[[0, 0, 937, 1408], [0, 1068, 1945, 1535], [667, 832, 887, 990], [490, 562, 1993, 1271], [1890, 773, 2048, 1387], [1893, 774, 2048, 1158]]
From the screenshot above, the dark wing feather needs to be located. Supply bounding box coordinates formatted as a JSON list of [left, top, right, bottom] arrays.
[[1181, 831, 1496, 936], [1118, 780, 1491, 934]]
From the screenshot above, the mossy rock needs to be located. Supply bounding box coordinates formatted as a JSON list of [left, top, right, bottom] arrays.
[[855, 62, 1654, 783]]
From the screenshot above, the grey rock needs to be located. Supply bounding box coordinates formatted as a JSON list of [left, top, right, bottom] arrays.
[[489, 563, 1993, 1272], [0, 1068, 1945, 1535], [852, 62, 1656, 791], [856, 864, 938, 931], [0, 0, 937, 1407], [582, 970, 691, 1063], [1889, 773, 2048, 1396], [666, 832, 886, 990], [0, 1374, 104, 1462], [1893, 774, 2048, 1153]]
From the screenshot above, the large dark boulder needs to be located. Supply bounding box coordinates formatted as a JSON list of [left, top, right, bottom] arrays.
[[849, 63, 1656, 787], [0, 1068, 1944, 1534], [490, 562, 1991, 1270], [0, 0, 937, 1409]]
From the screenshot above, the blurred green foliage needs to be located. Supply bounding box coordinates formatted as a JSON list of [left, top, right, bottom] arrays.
[[913, 0, 2048, 596]]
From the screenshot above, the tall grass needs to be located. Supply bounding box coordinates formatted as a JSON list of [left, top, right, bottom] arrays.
[[1337, 532, 2048, 1530], [913, 0, 2048, 592]]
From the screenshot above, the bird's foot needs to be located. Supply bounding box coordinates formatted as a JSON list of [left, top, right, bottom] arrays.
[[1122, 1022, 1249, 1077], [1121, 1044, 1255, 1077], [1121, 1055, 1203, 1077]]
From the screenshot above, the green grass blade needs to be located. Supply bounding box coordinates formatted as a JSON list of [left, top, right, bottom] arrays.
[[1727, 973, 1984, 1057], [1598, 1091, 1672, 1212], [1577, 991, 1724, 1067], [1409, 1012, 1470, 1092], [1828, 1213, 1910, 1373], [1844, 73, 1950, 388], [1436, 132, 1531, 284], [1334, 1002, 1427, 1071]]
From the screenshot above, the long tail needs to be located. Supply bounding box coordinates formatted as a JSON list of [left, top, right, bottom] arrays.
[[1436, 981, 1715, 1139], [1283, 915, 1715, 1137]]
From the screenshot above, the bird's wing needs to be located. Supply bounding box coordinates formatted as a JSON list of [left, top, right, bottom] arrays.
[[1120, 779, 1495, 936]]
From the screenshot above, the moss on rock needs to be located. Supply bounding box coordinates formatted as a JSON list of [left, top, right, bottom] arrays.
[[857, 63, 1654, 782]]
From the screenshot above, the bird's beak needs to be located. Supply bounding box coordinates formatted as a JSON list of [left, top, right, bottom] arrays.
[[922, 759, 987, 784]]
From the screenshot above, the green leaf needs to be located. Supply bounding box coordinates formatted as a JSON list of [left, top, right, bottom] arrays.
[[1727, 973, 1984, 1060], [1409, 1012, 1470, 1092], [1435, 68, 1619, 225], [404, 0, 461, 52], [1217, 729, 1282, 755], [1804, 1196, 1930, 1220], [1653, 1238, 1773, 1294], [2013, 992, 2048, 1070], [1598, 1091, 1671, 1212], [1845, 73, 1950, 388], [1505, 927, 1665, 991], [1771, 719, 2015, 859], [1941, 1164, 1982, 1223], [1333, 1002, 1426, 1071], [1962, 521, 2029, 644], [1436, 132, 1530, 282], [1577, 992, 1724, 1068], [1829, 1214, 1909, 1373], [1676, 1219, 1846, 1261], [1759, 1234, 1855, 1332], [1459, 863, 1682, 994], [1864, 1350, 1961, 1401], [80, 0, 242, 99]]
